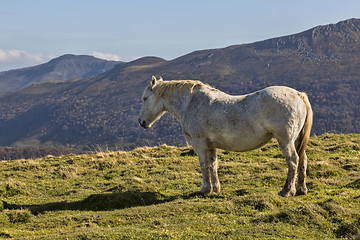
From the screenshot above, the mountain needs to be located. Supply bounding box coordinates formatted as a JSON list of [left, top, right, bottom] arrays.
[[0, 54, 122, 92], [0, 19, 359, 149]]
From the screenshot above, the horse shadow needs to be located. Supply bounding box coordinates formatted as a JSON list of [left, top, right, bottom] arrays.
[[2, 190, 217, 214]]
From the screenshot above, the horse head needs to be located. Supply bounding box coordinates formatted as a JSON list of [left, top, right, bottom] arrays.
[[138, 76, 165, 128]]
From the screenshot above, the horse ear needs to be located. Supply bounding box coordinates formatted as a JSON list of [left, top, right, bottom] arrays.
[[151, 76, 157, 89], [159, 76, 163, 81]]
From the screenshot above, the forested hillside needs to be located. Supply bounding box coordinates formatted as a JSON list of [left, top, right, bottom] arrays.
[[0, 19, 359, 149]]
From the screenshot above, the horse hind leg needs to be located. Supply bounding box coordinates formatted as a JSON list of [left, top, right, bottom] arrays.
[[278, 141, 299, 197], [296, 152, 308, 196]]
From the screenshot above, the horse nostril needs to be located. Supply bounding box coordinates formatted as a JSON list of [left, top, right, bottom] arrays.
[[138, 118, 146, 128]]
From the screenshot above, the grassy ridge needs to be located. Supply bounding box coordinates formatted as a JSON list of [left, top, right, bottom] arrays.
[[0, 134, 359, 239]]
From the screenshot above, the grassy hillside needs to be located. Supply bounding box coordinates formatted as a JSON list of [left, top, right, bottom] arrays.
[[0, 134, 359, 239]]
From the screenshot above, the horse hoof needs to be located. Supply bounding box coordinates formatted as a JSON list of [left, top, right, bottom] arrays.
[[278, 189, 295, 197], [295, 187, 308, 196], [200, 186, 212, 194], [212, 188, 221, 194], [212, 183, 221, 194]]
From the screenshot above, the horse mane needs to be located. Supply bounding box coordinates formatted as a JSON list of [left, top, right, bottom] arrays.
[[154, 80, 207, 103]]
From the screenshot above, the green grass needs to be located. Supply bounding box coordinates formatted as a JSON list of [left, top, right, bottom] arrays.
[[0, 134, 359, 239]]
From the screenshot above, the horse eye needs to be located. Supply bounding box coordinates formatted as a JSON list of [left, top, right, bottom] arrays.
[[143, 97, 148, 101]]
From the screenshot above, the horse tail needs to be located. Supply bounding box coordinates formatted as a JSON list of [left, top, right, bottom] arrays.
[[296, 92, 313, 162]]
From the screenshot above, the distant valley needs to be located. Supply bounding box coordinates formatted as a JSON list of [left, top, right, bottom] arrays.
[[0, 19, 359, 150]]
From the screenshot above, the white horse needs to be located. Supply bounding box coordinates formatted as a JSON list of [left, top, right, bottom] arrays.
[[139, 76, 313, 197]]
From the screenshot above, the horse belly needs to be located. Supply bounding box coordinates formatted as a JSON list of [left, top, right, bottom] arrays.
[[209, 129, 273, 152]]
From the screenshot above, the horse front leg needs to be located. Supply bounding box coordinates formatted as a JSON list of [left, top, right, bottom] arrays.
[[192, 143, 212, 194], [209, 148, 221, 193], [198, 149, 212, 194]]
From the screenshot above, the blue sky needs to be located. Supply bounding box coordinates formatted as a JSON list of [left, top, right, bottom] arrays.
[[0, 0, 359, 71]]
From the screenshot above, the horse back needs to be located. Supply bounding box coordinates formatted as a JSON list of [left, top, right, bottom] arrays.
[[182, 86, 307, 151]]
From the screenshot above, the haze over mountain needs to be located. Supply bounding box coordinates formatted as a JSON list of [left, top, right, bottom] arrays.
[[0, 19, 358, 149], [0, 54, 122, 92]]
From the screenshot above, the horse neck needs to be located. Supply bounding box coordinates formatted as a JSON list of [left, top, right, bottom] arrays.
[[161, 88, 191, 121]]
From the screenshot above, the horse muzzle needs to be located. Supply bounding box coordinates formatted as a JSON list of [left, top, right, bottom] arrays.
[[138, 118, 149, 129]]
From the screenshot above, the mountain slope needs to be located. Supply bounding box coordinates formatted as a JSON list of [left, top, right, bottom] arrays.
[[0, 19, 359, 148], [0, 54, 122, 92]]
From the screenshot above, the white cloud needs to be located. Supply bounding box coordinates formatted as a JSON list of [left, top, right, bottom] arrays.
[[0, 49, 142, 71], [0, 49, 54, 71], [92, 52, 122, 61]]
